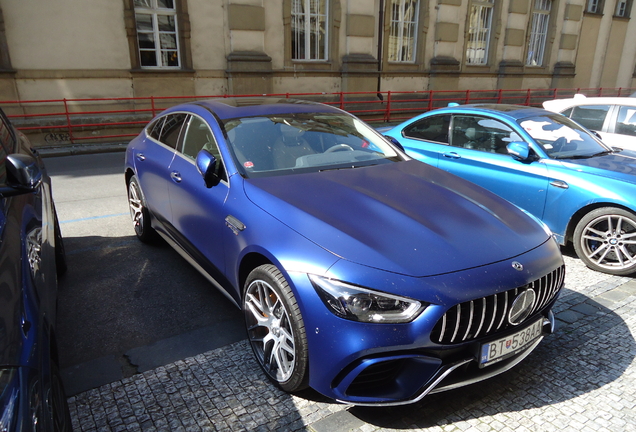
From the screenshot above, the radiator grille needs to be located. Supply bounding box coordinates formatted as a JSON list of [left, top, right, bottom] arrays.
[[431, 265, 565, 344]]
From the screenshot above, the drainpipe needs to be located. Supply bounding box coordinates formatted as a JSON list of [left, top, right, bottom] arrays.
[[377, 0, 384, 100]]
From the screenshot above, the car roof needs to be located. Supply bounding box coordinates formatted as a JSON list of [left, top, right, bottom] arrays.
[[543, 95, 636, 110], [168, 97, 345, 120], [430, 104, 551, 120]]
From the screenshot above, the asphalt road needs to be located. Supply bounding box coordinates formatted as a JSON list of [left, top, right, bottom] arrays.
[[46, 152, 245, 395]]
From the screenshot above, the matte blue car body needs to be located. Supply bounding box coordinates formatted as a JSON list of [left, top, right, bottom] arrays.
[[383, 104, 636, 247], [125, 99, 564, 405]]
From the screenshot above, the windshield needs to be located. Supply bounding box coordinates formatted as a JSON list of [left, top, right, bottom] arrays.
[[518, 114, 610, 159], [222, 112, 403, 177]]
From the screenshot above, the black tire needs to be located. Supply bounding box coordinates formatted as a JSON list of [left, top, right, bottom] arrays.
[[243, 264, 309, 392], [48, 362, 72, 432], [573, 207, 636, 275], [53, 208, 67, 276], [128, 175, 157, 243]]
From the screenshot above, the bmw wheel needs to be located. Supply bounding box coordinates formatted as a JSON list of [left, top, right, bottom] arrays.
[[128, 175, 156, 243], [243, 264, 309, 392], [574, 207, 636, 275]]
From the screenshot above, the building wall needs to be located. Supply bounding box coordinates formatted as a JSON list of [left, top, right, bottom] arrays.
[[0, 0, 634, 104]]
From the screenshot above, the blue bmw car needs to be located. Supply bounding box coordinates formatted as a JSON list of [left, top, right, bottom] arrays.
[[125, 98, 564, 406], [384, 104, 636, 276]]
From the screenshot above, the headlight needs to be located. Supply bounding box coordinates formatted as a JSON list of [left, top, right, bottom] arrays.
[[0, 368, 19, 432], [309, 275, 426, 323]]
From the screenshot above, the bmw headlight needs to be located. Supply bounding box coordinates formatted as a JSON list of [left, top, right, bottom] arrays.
[[309, 275, 426, 323]]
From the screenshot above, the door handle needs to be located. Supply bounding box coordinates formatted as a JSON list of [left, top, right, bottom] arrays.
[[170, 171, 182, 183], [136, 153, 146, 162], [443, 152, 461, 159]]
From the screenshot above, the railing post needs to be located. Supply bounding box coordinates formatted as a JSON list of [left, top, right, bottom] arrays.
[[428, 90, 433, 111], [465, 89, 470, 105], [339, 92, 345, 110], [151, 96, 157, 117], [497, 89, 502, 104], [525, 89, 531, 106], [618, 88, 622, 97], [385, 91, 391, 122], [63, 98, 75, 144], [598, 88, 603, 97]]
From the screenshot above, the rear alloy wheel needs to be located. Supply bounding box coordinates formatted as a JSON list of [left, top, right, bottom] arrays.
[[47, 363, 72, 432], [574, 207, 636, 275], [243, 264, 309, 392], [128, 175, 156, 243]]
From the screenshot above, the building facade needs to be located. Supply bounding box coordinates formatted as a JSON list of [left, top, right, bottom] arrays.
[[0, 0, 634, 103]]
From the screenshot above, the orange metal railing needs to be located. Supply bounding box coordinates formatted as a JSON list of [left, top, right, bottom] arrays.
[[1, 87, 633, 146]]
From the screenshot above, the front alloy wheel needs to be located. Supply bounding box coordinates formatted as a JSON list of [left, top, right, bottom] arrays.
[[243, 265, 308, 392], [574, 207, 636, 275], [128, 175, 156, 243]]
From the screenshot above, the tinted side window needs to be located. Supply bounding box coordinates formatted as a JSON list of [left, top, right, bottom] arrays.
[[569, 105, 610, 131], [403, 115, 450, 144], [615, 105, 636, 137], [451, 115, 520, 153], [181, 116, 226, 181], [147, 117, 165, 140], [159, 114, 187, 149]]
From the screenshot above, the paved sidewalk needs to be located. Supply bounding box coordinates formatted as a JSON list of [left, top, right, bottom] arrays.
[[67, 255, 636, 432]]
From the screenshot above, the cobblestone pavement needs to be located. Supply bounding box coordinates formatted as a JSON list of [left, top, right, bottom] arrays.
[[68, 255, 636, 432]]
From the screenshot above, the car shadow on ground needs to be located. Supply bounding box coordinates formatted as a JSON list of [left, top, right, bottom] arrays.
[[348, 287, 635, 428], [57, 234, 245, 394]]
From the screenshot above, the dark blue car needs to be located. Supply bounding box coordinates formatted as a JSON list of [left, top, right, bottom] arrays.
[[384, 104, 636, 276], [0, 108, 70, 431], [125, 98, 564, 406]]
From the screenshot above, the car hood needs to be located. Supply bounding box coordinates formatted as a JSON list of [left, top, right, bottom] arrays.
[[243, 160, 550, 277], [560, 150, 636, 184]]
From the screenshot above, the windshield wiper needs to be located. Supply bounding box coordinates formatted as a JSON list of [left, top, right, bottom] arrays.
[[318, 164, 377, 172], [557, 150, 613, 160]]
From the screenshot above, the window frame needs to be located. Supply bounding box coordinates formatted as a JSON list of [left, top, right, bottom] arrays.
[[134, 0, 181, 69], [526, 0, 553, 67], [291, 0, 330, 62], [585, 0, 604, 14], [124, 0, 192, 71], [465, 0, 495, 66], [387, 0, 420, 64], [615, 0, 632, 17]]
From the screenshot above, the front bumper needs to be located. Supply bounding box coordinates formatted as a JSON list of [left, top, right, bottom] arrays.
[[288, 239, 564, 405]]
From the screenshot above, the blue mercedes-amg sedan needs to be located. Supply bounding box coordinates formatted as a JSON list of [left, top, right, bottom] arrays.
[[384, 104, 636, 276], [125, 98, 564, 406]]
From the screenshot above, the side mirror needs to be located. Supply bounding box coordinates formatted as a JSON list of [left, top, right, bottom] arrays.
[[384, 135, 405, 152], [0, 154, 42, 197], [507, 141, 531, 161], [196, 149, 220, 188]]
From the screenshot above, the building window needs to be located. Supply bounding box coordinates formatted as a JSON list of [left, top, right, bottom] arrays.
[[526, 0, 552, 66], [615, 0, 631, 17], [586, 0, 603, 13], [466, 0, 494, 65], [292, 0, 329, 61], [134, 0, 180, 68], [388, 0, 419, 63]]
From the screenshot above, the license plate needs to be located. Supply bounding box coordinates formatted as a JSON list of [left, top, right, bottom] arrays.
[[479, 318, 544, 367]]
